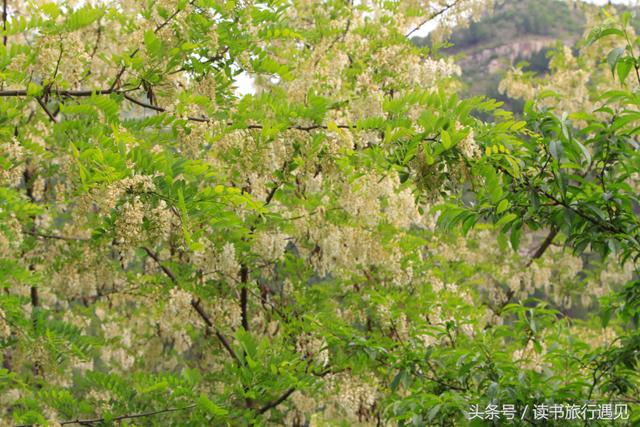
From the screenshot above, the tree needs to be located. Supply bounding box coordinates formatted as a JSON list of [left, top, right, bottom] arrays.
[[0, 0, 638, 426]]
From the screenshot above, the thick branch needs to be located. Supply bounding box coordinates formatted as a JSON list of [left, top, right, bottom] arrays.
[[0, 88, 114, 97]]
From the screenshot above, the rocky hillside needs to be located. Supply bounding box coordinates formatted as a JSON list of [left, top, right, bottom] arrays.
[[413, 0, 637, 111]]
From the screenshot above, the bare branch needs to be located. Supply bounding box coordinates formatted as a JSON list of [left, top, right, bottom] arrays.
[[190, 297, 241, 365], [240, 264, 250, 331], [0, 88, 114, 97]]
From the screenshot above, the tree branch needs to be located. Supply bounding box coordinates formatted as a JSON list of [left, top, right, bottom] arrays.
[[143, 246, 177, 283], [240, 264, 249, 331], [16, 404, 197, 427], [190, 297, 241, 365], [24, 230, 90, 241], [0, 89, 355, 131], [526, 227, 558, 267], [258, 387, 295, 414], [142, 247, 241, 366], [35, 97, 57, 123], [2, 0, 7, 48]]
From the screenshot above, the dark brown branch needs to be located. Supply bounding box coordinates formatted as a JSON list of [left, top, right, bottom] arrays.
[[190, 298, 241, 365], [50, 40, 64, 86], [168, 47, 229, 75], [265, 160, 290, 206], [90, 20, 102, 59], [258, 387, 295, 414], [240, 264, 249, 331], [499, 165, 624, 236], [143, 247, 241, 365], [0, 88, 114, 97], [526, 227, 558, 267], [35, 97, 57, 123], [2, 0, 7, 48], [0, 89, 355, 131], [16, 404, 197, 427], [122, 93, 353, 131], [313, 0, 352, 67], [143, 246, 177, 283]]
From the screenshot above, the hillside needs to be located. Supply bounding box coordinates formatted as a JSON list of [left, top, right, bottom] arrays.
[[413, 0, 637, 111]]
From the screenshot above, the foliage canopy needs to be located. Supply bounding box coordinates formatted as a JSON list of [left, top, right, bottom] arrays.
[[0, 0, 639, 426]]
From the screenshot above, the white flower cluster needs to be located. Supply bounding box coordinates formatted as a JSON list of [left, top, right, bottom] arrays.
[[114, 196, 145, 253], [330, 373, 380, 422], [457, 129, 480, 159], [295, 333, 329, 367], [0, 138, 25, 187], [0, 308, 10, 338], [252, 230, 288, 262], [193, 240, 241, 281]]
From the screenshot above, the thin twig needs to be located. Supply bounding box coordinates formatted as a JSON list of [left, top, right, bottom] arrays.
[[406, 1, 458, 38], [16, 404, 197, 427], [258, 387, 295, 414], [24, 230, 90, 241], [35, 97, 57, 123]]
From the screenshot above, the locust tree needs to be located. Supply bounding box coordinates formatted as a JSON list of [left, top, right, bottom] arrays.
[[0, 1, 638, 426]]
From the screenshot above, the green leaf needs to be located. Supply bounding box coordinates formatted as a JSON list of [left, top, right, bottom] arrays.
[[198, 394, 228, 417], [616, 57, 634, 85], [571, 138, 591, 165], [27, 82, 42, 97], [144, 30, 163, 59], [496, 213, 517, 227], [587, 27, 625, 46], [607, 48, 625, 75], [65, 6, 104, 31], [549, 139, 563, 161], [496, 199, 510, 215], [441, 129, 452, 150]]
